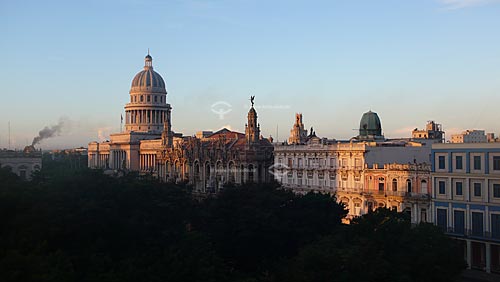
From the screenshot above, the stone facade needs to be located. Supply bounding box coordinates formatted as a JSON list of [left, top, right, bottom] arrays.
[[274, 115, 435, 224], [0, 146, 42, 180], [88, 54, 274, 193]]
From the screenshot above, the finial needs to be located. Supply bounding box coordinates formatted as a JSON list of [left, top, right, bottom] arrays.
[[148, 48, 150, 56], [250, 95, 255, 107]]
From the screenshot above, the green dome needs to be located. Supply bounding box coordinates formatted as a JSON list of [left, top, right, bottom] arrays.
[[359, 110, 382, 138]]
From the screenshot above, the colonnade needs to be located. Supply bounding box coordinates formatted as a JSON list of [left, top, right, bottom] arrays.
[[125, 109, 166, 125], [140, 153, 157, 171], [88, 153, 110, 169]]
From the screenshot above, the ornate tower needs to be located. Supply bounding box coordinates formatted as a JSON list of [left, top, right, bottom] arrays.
[[245, 96, 260, 144], [124, 53, 171, 134], [288, 113, 308, 144], [161, 104, 173, 147]]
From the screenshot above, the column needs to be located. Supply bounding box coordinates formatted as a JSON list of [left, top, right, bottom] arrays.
[[413, 203, 418, 224], [448, 176, 453, 200], [466, 240, 472, 269], [486, 243, 491, 273], [465, 177, 470, 201]]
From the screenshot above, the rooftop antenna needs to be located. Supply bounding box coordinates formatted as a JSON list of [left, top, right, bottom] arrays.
[[8, 121, 11, 150], [276, 124, 279, 142]]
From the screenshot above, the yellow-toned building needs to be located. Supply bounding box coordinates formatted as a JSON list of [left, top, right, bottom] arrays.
[[274, 112, 439, 223]]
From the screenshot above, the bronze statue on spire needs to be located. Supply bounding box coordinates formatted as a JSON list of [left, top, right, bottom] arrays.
[[250, 95, 255, 107]]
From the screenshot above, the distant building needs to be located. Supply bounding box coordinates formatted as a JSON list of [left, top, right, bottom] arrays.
[[431, 143, 500, 273], [412, 121, 444, 143], [486, 133, 500, 143], [451, 130, 487, 143], [0, 146, 42, 180], [274, 112, 435, 223], [288, 113, 308, 144], [88, 54, 274, 193]]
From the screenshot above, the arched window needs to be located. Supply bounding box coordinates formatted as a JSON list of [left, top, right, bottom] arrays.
[[248, 164, 254, 183], [378, 177, 385, 191], [240, 164, 245, 183], [228, 162, 236, 183], [406, 179, 412, 193], [392, 179, 398, 191], [193, 161, 200, 181], [421, 180, 428, 194]]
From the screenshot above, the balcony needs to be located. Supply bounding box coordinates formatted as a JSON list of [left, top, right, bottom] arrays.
[[445, 229, 500, 242], [336, 187, 430, 200]]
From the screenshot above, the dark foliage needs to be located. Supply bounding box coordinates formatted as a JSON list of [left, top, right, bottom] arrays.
[[0, 160, 465, 282]]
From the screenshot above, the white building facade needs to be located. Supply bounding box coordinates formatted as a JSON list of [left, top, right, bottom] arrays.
[[451, 130, 487, 143]]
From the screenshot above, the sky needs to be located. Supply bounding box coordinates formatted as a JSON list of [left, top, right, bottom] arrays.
[[1, 0, 500, 149]]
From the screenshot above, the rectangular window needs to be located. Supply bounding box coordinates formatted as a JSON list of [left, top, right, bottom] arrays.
[[456, 156, 463, 170], [471, 212, 483, 236], [437, 209, 447, 231], [147, 96, 150, 102], [438, 156, 446, 169], [493, 184, 500, 198], [474, 156, 481, 170], [438, 181, 446, 195], [473, 183, 482, 197], [453, 210, 465, 235], [494, 156, 500, 171], [455, 182, 463, 196], [492, 214, 500, 239]]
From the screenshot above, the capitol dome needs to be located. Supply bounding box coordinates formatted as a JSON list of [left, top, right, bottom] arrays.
[[358, 110, 383, 139], [130, 54, 166, 93]]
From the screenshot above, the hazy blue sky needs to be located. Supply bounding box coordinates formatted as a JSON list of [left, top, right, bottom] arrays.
[[1, 0, 500, 149]]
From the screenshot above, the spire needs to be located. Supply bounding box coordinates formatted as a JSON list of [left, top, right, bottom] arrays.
[[245, 96, 260, 144]]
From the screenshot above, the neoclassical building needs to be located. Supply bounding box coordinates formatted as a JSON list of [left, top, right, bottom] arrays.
[[88, 54, 274, 193], [274, 112, 440, 223], [0, 146, 42, 180]]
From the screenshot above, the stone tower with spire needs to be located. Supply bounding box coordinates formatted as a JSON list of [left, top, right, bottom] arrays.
[[245, 96, 260, 144], [289, 113, 308, 144]]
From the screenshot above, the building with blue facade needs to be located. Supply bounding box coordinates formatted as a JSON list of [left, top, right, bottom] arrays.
[[431, 143, 500, 273]]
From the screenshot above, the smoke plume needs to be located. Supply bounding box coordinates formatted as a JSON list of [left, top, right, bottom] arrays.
[[32, 119, 66, 146]]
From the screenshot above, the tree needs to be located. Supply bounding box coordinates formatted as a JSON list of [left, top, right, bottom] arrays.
[[277, 208, 466, 282], [196, 183, 346, 277]]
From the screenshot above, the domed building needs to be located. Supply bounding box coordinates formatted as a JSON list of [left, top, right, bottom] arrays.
[[357, 110, 384, 141], [88, 53, 274, 193], [125, 54, 171, 134]]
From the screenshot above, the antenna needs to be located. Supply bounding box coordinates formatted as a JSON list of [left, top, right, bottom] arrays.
[[8, 121, 11, 150], [148, 48, 150, 55], [276, 124, 279, 142]]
